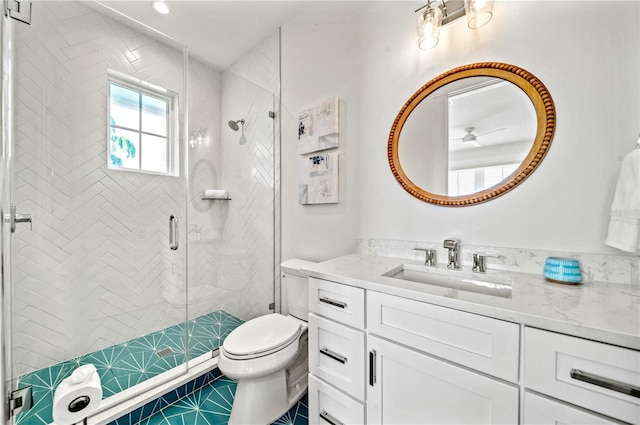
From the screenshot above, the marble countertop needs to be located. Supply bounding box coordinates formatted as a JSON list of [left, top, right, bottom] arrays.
[[301, 253, 640, 350]]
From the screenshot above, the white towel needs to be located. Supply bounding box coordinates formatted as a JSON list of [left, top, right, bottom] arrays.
[[605, 148, 640, 252]]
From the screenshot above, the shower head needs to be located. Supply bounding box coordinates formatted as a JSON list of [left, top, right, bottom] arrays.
[[228, 119, 245, 131]]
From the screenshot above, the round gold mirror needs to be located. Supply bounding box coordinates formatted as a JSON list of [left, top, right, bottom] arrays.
[[388, 62, 555, 206]]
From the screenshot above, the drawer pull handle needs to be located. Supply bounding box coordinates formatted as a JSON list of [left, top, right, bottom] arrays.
[[320, 410, 344, 425], [369, 350, 377, 386], [319, 297, 347, 309], [319, 348, 347, 364], [570, 369, 640, 398]]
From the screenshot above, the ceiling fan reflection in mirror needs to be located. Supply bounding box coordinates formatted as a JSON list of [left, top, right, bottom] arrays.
[[453, 126, 506, 146]]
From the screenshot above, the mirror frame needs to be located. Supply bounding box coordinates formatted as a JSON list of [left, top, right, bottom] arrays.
[[388, 62, 555, 207]]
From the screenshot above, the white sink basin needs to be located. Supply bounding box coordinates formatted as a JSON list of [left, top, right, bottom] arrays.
[[382, 264, 512, 298]]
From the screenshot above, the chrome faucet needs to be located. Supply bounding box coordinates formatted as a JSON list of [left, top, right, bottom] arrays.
[[443, 239, 460, 269]]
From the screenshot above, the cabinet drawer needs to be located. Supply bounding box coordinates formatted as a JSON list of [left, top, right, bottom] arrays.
[[309, 313, 366, 400], [524, 391, 624, 424], [525, 327, 640, 424], [309, 375, 365, 425], [367, 290, 520, 382], [309, 277, 365, 329]]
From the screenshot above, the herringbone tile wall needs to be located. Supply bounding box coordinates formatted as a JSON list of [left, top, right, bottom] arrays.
[[188, 31, 281, 322], [12, 1, 279, 381], [12, 1, 203, 377]]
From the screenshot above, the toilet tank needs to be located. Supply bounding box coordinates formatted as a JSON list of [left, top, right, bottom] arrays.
[[281, 259, 315, 321]]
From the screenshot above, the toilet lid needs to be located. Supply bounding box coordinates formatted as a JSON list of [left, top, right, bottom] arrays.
[[223, 314, 302, 358]]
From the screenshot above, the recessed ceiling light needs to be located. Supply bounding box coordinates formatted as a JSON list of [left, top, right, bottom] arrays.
[[152, 1, 170, 15]]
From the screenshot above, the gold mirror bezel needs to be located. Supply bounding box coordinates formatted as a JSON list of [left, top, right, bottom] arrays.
[[388, 62, 556, 207]]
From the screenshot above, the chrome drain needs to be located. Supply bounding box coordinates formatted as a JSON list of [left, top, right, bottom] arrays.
[[156, 347, 174, 358]]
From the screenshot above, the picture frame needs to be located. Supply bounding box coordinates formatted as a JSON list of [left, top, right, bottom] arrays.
[[298, 97, 339, 155]]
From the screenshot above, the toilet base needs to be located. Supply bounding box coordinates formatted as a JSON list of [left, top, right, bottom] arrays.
[[228, 369, 289, 425]]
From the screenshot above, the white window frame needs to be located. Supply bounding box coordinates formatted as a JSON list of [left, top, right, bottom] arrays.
[[448, 163, 519, 196], [107, 69, 179, 176]]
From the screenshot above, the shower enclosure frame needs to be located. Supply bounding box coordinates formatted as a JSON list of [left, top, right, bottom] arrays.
[[0, 4, 282, 424], [0, 5, 194, 423]]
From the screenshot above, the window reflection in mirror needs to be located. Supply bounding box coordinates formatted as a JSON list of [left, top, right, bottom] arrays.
[[399, 77, 537, 196]]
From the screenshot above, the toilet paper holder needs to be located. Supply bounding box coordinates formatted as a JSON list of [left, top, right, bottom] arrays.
[[52, 364, 102, 425]]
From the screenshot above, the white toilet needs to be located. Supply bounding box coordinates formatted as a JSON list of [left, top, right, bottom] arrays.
[[218, 259, 314, 425]]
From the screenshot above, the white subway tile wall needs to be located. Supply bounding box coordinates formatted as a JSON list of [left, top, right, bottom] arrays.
[[12, 1, 280, 379]]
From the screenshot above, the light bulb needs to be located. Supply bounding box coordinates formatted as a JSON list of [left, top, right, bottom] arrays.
[[464, 0, 493, 29]]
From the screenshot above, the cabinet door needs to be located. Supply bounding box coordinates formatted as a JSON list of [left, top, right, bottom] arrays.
[[524, 391, 624, 424], [367, 335, 519, 425]]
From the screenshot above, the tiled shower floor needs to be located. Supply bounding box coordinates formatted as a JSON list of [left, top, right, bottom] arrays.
[[16, 311, 243, 425]]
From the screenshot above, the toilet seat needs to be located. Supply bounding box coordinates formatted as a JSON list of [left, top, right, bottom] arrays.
[[222, 314, 302, 360]]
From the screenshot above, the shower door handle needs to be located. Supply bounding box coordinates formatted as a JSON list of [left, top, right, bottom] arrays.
[[5, 203, 33, 232], [169, 215, 179, 250]]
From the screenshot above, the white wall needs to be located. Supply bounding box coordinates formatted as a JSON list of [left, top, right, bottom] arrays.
[[282, 1, 640, 260], [281, 2, 364, 262]]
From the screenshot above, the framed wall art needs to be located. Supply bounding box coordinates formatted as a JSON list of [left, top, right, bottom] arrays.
[[298, 152, 338, 205], [297, 97, 339, 155]]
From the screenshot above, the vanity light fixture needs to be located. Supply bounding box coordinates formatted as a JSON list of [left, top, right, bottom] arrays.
[[416, 1, 443, 50], [415, 0, 494, 50], [152, 1, 170, 15]]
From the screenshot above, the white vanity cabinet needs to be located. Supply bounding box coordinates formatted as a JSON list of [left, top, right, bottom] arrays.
[[308, 277, 366, 425], [306, 270, 640, 425], [524, 327, 640, 424]]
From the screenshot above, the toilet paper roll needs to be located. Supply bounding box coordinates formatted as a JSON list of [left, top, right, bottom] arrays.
[[52, 364, 102, 425]]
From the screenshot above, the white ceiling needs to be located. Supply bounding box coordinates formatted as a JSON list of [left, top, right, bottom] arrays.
[[90, 1, 310, 70]]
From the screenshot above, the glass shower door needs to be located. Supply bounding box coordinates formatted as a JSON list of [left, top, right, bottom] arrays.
[[2, 2, 190, 424]]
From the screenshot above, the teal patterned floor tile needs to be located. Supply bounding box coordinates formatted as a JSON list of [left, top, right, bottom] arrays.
[[15, 311, 243, 425], [78, 344, 130, 382], [15, 360, 78, 425], [140, 377, 236, 425], [272, 394, 308, 425], [138, 376, 308, 425], [187, 312, 243, 358]]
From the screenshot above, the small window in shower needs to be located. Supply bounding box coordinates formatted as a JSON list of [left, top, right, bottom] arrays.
[[107, 69, 179, 176]]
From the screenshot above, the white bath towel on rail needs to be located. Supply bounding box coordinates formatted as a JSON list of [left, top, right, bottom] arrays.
[[605, 148, 640, 252]]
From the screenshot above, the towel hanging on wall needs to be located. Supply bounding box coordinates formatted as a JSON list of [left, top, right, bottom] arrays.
[[604, 141, 640, 252]]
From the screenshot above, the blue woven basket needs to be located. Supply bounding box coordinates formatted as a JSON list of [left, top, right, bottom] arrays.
[[543, 257, 582, 284]]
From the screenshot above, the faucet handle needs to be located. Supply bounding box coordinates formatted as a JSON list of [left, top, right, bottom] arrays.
[[472, 253, 502, 273], [414, 248, 436, 266]]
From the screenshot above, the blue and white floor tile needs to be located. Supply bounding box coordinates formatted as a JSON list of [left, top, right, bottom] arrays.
[[16, 311, 243, 425], [134, 376, 308, 425]]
